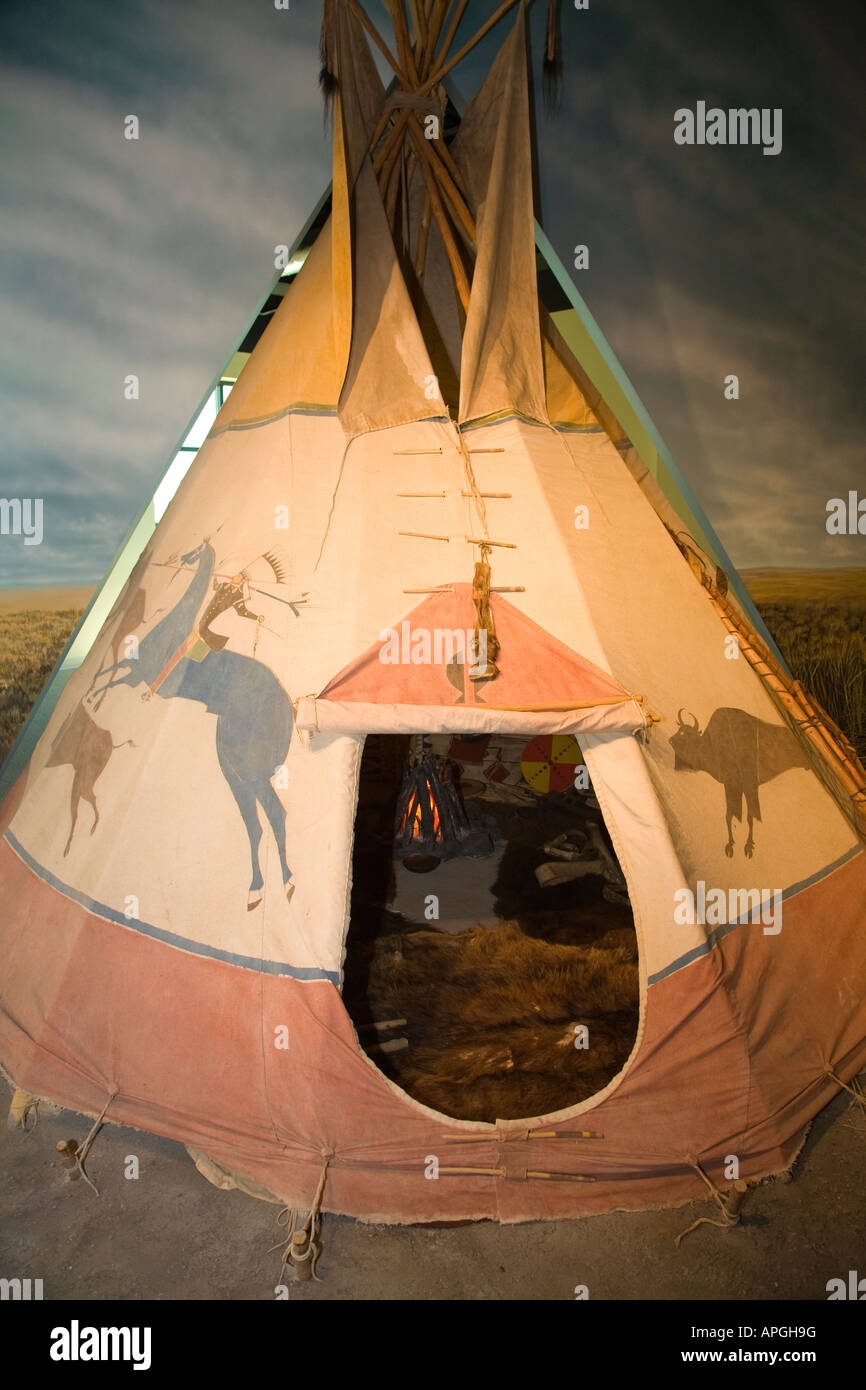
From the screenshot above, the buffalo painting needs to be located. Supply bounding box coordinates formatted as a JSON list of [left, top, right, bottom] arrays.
[[47, 704, 135, 856], [669, 706, 811, 858]]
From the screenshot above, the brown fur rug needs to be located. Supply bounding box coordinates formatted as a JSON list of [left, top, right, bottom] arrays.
[[343, 919, 639, 1122], [344, 741, 640, 1121]]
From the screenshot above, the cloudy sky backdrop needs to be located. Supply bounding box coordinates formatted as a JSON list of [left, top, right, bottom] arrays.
[[1, 0, 863, 587]]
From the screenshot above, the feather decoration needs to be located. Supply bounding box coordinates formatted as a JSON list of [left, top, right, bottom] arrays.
[[319, 0, 338, 117]]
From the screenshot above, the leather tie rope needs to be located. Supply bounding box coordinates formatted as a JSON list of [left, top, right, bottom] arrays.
[[271, 1156, 331, 1284], [826, 1067, 866, 1119], [74, 1091, 118, 1196], [674, 1158, 750, 1248], [385, 89, 445, 116], [472, 557, 500, 681]]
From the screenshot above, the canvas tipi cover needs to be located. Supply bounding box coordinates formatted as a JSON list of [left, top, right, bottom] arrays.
[[1, 1, 865, 1225]]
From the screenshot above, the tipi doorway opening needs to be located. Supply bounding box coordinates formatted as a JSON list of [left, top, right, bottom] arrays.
[[342, 732, 640, 1123]]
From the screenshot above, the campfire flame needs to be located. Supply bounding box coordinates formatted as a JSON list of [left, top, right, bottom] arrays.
[[394, 752, 471, 863], [401, 783, 442, 843]]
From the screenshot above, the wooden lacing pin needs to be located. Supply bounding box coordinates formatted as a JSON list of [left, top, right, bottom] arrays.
[[525, 1170, 597, 1182], [402, 585, 455, 593]]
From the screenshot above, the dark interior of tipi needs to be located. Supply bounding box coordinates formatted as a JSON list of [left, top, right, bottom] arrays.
[[343, 732, 640, 1121]]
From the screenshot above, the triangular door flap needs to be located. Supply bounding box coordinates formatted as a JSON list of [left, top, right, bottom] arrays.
[[318, 585, 630, 710]]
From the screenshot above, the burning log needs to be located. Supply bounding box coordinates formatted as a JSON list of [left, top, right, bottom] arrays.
[[393, 752, 472, 870], [393, 751, 500, 870]]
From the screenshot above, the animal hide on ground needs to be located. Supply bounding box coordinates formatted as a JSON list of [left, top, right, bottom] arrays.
[[345, 743, 640, 1120], [343, 918, 638, 1122]]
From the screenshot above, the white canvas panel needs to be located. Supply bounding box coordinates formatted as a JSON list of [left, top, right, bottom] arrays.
[[297, 697, 643, 738], [10, 402, 857, 989]]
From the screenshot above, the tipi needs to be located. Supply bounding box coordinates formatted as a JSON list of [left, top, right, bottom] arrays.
[[2, 0, 865, 1231]]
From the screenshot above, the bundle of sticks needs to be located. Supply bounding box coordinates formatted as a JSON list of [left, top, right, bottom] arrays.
[[321, 0, 556, 312]]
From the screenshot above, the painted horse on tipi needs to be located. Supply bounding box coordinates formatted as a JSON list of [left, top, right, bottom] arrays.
[[89, 538, 296, 909]]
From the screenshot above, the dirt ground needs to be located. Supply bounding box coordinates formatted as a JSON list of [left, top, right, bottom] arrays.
[[1, 1081, 863, 1302]]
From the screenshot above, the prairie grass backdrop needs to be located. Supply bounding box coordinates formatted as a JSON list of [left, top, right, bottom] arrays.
[[0, 607, 86, 767], [748, 569, 866, 763]]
